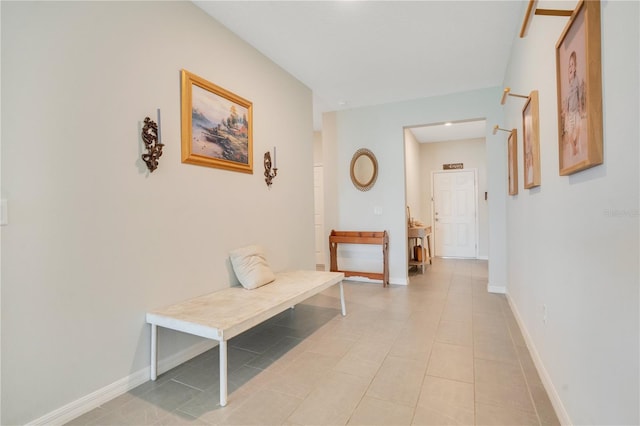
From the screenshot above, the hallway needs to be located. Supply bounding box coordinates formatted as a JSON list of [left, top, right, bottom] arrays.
[[69, 259, 559, 425]]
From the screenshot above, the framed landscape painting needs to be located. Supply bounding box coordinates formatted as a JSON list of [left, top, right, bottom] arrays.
[[523, 90, 541, 189], [181, 69, 253, 173], [556, 0, 603, 175]]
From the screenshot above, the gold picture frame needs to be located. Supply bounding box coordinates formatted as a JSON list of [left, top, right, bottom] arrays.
[[556, 0, 603, 175], [181, 69, 253, 173], [523, 90, 541, 189], [508, 129, 518, 195]]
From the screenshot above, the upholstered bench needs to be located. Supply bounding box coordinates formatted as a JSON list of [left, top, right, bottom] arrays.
[[146, 269, 346, 406]]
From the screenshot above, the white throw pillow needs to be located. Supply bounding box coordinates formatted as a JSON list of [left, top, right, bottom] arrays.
[[229, 245, 276, 290]]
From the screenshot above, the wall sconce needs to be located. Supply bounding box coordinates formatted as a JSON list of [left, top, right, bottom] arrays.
[[264, 147, 278, 187], [520, 0, 572, 38], [493, 125, 512, 135], [500, 87, 529, 105], [141, 109, 164, 172]]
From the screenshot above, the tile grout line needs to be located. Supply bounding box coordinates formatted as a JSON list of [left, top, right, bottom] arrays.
[[467, 259, 480, 426], [351, 302, 412, 426], [411, 260, 458, 424]]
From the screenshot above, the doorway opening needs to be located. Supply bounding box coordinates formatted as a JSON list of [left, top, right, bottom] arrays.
[[404, 118, 488, 273]]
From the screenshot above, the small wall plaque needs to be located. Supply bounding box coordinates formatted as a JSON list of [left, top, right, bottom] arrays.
[[443, 163, 464, 170]]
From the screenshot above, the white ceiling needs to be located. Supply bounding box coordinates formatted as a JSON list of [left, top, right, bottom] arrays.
[[193, 1, 526, 142]]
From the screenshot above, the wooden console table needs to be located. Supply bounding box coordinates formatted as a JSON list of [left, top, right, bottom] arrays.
[[408, 226, 432, 273], [329, 230, 389, 287]]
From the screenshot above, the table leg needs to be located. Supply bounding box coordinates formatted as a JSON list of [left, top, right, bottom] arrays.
[[219, 340, 228, 406], [339, 281, 347, 316], [150, 324, 157, 381]]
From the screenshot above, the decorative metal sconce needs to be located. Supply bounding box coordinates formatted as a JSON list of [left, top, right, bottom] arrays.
[[493, 124, 512, 135], [264, 147, 278, 187], [500, 87, 529, 105], [141, 109, 164, 172]]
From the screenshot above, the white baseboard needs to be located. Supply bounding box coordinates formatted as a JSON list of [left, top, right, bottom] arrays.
[[27, 340, 216, 426], [487, 284, 506, 294], [506, 295, 572, 426], [390, 276, 407, 286], [343, 276, 408, 286]]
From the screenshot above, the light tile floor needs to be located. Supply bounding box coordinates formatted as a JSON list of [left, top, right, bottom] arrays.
[[68, 258, 560, 425]]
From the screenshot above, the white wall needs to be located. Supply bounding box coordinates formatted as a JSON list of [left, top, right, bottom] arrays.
[[321, 111, 340, 271], [323, 88, 507, 287], [0, 2, 3, 421], [313, 131, 322, 164], [404, 129, 422, 225], [1, 2, 315, 424], [502, 1, 639, 424], [419, 138, 489, 259]]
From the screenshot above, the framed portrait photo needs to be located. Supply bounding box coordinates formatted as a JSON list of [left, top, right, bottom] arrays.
[[523, 90, 541, 189], [181, 69, 253, 173], [508, 129, 518, 195], [556, 0, 603, 176]]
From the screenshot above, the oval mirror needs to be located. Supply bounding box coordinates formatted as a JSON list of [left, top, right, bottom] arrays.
[[350, 148, 378, 191]]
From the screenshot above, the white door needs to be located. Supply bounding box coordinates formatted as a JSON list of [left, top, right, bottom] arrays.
[[432, 170, 478, 258], [313, 165, 325, 266]]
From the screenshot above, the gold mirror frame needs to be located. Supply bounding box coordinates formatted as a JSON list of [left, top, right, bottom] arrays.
[[350, 148, 378, 191]]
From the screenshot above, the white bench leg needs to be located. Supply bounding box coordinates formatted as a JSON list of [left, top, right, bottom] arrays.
[[339, 281, 347, 316], [150, 324, 158, 380], [219, 340, 228, 406]]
